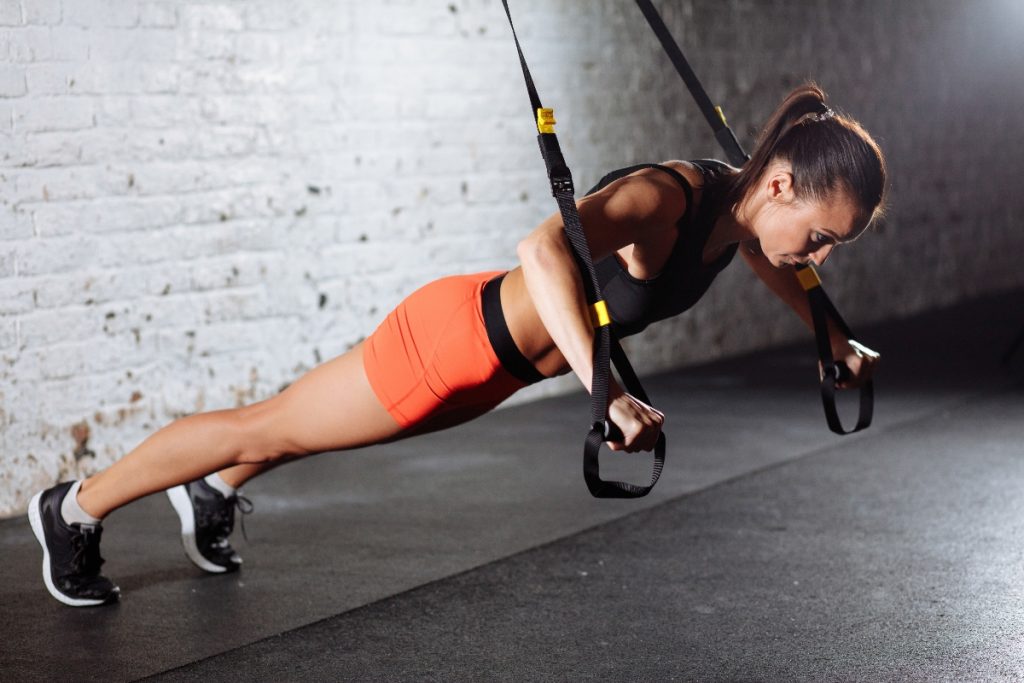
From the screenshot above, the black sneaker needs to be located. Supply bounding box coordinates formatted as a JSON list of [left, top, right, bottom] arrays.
[[166, 479, 251, 574], [28, 482, 120, 607]]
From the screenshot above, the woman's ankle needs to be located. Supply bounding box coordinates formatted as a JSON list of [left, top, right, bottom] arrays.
[[203, 472, 237, 497], [61, 480, 103, 525]]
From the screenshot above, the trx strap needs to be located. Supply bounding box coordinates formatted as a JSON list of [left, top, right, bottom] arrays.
[[635, 0, 873, 435], [501, 0, 665, 498], [797, 267, 874, 433]]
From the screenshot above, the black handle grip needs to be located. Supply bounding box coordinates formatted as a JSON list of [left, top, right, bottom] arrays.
[[826, 361, 851, 384], [602, 420, 625, 443]]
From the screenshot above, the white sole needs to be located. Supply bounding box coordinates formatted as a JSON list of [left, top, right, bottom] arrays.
[[28, 491, 111, 607], [166, 485, 231, 574]]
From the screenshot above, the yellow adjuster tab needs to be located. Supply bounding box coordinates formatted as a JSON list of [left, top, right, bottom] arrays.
[[590, 300, 611, 328], [715, 105, 728, 126], [537, 107, 556, 134], [796, 266, 822, 291]]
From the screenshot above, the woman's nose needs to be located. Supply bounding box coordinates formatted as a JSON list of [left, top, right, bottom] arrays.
[[810, 243, 834, 267]]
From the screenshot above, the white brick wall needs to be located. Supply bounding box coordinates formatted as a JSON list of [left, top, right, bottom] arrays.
[[2, 0, 1023, 517]]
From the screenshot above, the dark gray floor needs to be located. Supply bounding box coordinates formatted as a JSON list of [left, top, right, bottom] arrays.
[[2, 288, 1023, 681]]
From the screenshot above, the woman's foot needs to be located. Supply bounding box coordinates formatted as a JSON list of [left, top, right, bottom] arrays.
[[166, 479, 250, 574], [28, 482, 120, 607]]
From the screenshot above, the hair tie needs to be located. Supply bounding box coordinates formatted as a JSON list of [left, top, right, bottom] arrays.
[[797, 106, 835, 125], [813, 105, 836, 121]]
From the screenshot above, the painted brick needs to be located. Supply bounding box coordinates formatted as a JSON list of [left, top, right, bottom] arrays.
[[0, 247, 15, 276], [28, 336, 148, 381], [6, 26, 52, 62], [180, 5, 245, 32], [15, 165, 121, 203], [0, 2, 22, 27], [14, 234, 98, 276], [0, 317, 15, 350], [139, 2, 177, 29], [0, 277, 35, 315], [0, 101, 12, 131], [12, 96, 93, 133], [244, 3, 297, 31], [0, 207, 33, 239], [73, 61, 179, 96], [89, 28, 176, 62], [23, 0, 61, 26], [48, 27, 91, 62], [24, 63, 82, 96], [177, 28, 235, 62], [62, 0, 139, 29], [18, 305, 106, 347], [0, 63, 26, 96]]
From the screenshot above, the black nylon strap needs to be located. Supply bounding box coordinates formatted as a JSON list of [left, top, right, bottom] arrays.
[[583, 337, 667, 498], [500, 0, 543, 118], [635, 0, 747, 168], [804, 273, 874, 434], [502, 0, 664, 498], [635, 0, 873, 435]]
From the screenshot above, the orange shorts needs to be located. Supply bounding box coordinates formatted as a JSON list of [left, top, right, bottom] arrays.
[[363, 271, 538, 430]]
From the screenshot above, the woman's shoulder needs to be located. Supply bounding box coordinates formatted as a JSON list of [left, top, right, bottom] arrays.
[[600, 161, 699, 207], [658, 160, 709, 189]]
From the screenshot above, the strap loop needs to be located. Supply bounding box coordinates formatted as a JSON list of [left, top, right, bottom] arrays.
[[503, 0, 664, 498], [635, 0, 874, 437], [799, 264, 873, 434]]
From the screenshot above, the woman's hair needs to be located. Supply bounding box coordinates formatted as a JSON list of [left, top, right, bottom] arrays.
[[725, 83, 887, 225]]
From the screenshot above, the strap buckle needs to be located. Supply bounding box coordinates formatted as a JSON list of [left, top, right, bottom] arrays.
[[796, 264, 822, 291], [551, 174, 574, 194], [536, 107, 556, 134], [536, 133, 575, 195], [715, 105, 728, 126], [590, 300, 611, 328]]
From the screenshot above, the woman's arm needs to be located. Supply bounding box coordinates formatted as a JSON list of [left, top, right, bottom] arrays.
[[516, 167, 684, 451], [740, 244, 879, 387], [517, 167, 684, 389]]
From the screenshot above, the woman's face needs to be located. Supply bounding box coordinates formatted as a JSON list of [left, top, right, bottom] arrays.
[[751, 169, 865, 269]]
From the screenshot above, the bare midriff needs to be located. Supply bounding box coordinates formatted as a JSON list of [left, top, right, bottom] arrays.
[[498, 266, 572, 380]]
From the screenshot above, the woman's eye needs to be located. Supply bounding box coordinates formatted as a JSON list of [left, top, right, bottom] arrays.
[[813, 232, 831, 244]]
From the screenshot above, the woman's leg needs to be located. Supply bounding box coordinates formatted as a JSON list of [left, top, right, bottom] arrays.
[[214, 462, 275, 489], [76, 342, 402, 519]]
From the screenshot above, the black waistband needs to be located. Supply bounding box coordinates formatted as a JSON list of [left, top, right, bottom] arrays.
[[482, 273, 546, 386]]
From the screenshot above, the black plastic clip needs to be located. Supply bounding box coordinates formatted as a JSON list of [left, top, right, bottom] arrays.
[[537, 134, 575, 195]]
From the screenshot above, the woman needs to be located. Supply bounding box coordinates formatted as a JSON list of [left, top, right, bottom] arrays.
[[29, 84, 885, 607]]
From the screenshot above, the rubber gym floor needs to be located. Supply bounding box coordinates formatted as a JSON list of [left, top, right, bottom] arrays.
[[3, 287, 1023, 682]]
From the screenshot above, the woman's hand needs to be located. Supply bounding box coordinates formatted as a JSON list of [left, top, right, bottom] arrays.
[[605, 383, 665, 453], [825, 338, 880, 389]]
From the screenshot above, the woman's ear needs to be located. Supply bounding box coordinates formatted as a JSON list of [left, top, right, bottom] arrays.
[[767, 169, 795, 203]]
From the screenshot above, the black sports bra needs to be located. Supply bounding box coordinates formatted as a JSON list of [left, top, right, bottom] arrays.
[[590, 160, 738, 338]]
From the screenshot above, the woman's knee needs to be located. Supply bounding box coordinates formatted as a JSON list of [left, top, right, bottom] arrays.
[[229, 399, 312, 465]]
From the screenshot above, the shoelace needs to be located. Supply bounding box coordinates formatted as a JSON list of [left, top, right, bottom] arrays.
[[235, 494, 253, 542], [69, 525, 104, 576], [198, 493, 254, 544]]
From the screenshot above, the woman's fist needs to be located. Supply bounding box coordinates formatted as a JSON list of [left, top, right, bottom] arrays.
[[605, 390, 665, 452]]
